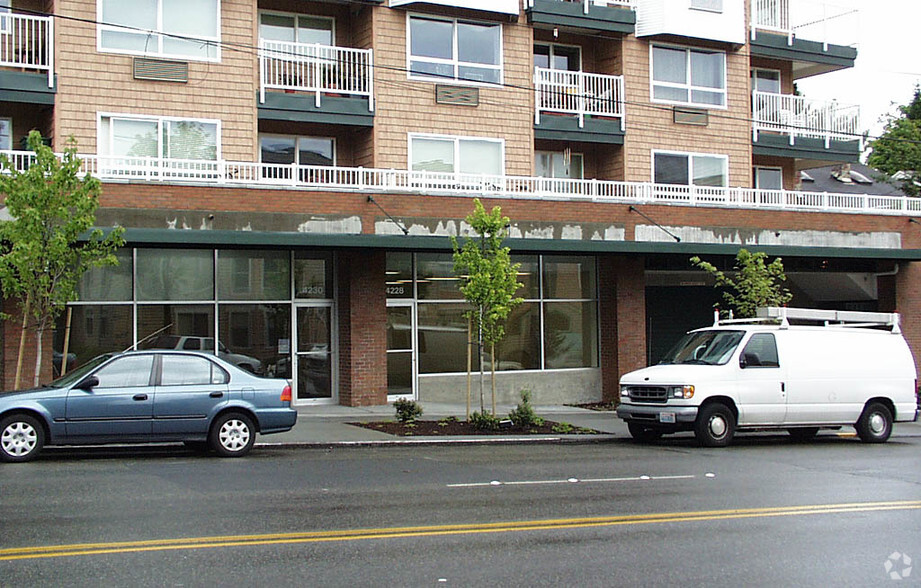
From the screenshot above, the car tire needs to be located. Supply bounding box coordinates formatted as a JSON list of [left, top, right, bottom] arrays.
[[209, 412, 256, 457], [0, 414, 45, 463], [787, 427, 819, 442], [855, 402, 892, 443], [694, 403, 735, 447], [627, 422, 663, 443]]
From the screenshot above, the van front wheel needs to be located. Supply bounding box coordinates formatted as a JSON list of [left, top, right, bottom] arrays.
[[695, 404, 735, 447], [855, 402, 892, 443]]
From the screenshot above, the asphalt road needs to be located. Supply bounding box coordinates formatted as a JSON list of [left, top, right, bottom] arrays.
[[1, 435, 920, 586]]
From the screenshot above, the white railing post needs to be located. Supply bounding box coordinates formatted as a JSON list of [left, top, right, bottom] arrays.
[[47, 16, 54, 88]]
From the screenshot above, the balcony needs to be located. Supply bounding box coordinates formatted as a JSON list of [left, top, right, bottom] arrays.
[[534, 68, 625, 143], [525, 0, 636, 36], [258, 40, 373, 127], [0, 12, 54, 103], [5, 150, 917, 218], [750, 0, 857, 78], [752, 91, 861, 161]]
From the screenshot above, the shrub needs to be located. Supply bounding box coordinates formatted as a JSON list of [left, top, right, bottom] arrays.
[[393, 398, 423, 423], [508, 389, 544, 428], [469, 411, 500, 431]]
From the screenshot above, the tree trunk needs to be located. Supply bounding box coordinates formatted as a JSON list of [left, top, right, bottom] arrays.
[[32, 325, 44, 388], [478, 306, 485, 414], [466, 316, 472, 419], [13, 294, 30, 390], [491, 342, 496, 416]]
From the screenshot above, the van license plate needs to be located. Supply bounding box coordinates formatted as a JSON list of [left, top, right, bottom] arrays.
[[659, 412, 676, 424]]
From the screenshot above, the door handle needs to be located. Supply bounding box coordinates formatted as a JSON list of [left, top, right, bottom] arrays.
[[133, 394, 148, 401], [210, 391, 224, 398]]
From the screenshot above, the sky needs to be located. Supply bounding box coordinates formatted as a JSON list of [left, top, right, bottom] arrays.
[[794, 0, 921, 154]]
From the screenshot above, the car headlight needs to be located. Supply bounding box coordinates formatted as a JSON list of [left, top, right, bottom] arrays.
[[671, 385, 695, 399], [620, 385, 630, 398]]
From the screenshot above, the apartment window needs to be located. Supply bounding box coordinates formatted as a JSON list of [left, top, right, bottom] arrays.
[[534, 44, 580, 71], [690, 0, 723, 12], [259, 12, 333, 46], [654, 151, 728, 187], [98, 0, 220, 61], [260, 136, 335, 167], [408, 15, 502, 85], [99, 115, 219, 160], [755, 166, 783, 190], [536, 151, 583, 179], [652, 45, 726, 107], [410, 135, 503, 176], [0, 0, 10, 34], [752, 69, 781, 94], [0, 118, 11, 151]]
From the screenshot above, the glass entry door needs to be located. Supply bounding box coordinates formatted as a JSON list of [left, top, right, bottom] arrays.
[[387, 301, 415, 399], [295, 304, 334, 402]]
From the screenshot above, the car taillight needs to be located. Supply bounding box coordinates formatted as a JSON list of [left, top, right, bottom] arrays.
[[281, 384, 292, 403]]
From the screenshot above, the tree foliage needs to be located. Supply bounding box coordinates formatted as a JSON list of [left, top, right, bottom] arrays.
[[0, 130, 125, 387], [690, 249, 792, 319], [867, 86, 921, 197]]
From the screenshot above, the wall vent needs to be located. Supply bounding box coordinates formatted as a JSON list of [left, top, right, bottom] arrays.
[[435, 85, 479, 107], [673, 107, 709, 126], [133, 58, 189, 83]]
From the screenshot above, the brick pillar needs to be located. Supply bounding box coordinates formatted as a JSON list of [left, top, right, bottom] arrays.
[[895, 261, 921, 379], [337, 250, 388, 406], [599, 255, 646, 403]]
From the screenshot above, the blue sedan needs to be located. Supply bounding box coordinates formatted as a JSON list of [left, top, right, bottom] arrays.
[[0, 350, 297, 462]]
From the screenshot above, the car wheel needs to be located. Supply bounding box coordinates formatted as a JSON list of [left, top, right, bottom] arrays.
[[855, 402, 892, 443], [0, 414, 45, 463], [627, 422, 663, 443], [787, 427, 819, 442], [209, 412, 256, 457], [694, 403, 735, 447]]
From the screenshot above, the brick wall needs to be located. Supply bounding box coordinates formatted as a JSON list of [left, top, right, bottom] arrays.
[[337, 250, 387, 406]]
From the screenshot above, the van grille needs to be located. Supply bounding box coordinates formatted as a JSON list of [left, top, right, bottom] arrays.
[[626, 386, 668, 403]]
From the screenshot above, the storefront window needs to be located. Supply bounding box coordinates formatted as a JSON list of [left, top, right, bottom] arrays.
[[417, 303, 478, 373], [417, 253, 463, 300], [218, 250, 290, 301], [77, 249, 133, 301], [53, 305, 133, 375], [294, 252, 332, 299], [136, 249, 214, 301], [543, 256, 596, 300], [544, 301, 598, 368], [386, 252, 414, 299], [218, 304, 290, 376], [137, 304, 215, 348]]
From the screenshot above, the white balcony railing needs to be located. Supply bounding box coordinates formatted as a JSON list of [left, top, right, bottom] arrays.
[[259, 40, 373, 110], [0, 12, 54, 87], [752, 91, 860, 148], [751, 0, 858, 49], [3, 150, 916, 218], [535, 67, 625, 129]]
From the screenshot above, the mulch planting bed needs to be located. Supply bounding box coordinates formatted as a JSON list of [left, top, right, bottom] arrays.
[[350, 419, 601, 436]]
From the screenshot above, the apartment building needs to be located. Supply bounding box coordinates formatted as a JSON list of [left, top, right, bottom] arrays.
[[2, 0, 919, 407]]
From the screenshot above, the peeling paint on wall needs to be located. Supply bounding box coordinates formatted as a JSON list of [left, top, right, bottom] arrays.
[[634, 224, 902, 249], [296, 216, 363, 234], [374, 218, 626, 241]]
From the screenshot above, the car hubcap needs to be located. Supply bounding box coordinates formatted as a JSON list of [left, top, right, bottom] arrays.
[[869, 413, 886, 435], [709, 415, 727, 438], [219, 420, 250, 451], [2, 422, 37, 456]]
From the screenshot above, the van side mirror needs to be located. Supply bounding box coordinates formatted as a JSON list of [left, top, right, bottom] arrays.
[[740, 352, 762, 368], [75, 375, 99, 390]]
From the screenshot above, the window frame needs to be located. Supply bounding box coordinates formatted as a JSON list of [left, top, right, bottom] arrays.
[[652, 150, 729, 187], [408, 133, 505, 177], [754, 166, 783, 190], [533, 42, 582, 72], [406, 13, 503, 87], [97, 112, 222, 161], [258, 134, 337, 167], [258, 10, 335, 46], [751, 68, 781, 94], [97, 0, 222, 62], [650, 43, 727, 109], [535, 150, 584, 180], [0, 117, 11, 151]]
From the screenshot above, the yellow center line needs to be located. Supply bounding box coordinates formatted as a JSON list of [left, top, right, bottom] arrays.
[[2, 500, 919, 562]]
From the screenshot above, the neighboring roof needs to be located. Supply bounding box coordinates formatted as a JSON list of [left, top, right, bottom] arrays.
[[799, 162, 909, 197]]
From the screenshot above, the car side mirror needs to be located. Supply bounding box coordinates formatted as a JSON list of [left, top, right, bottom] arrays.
[[75, 375, 99, 390]]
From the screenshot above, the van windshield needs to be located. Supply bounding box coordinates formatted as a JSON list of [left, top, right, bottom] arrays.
[[658, 330, 744, 366]]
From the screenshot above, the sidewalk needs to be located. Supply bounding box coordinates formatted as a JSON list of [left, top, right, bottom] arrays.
[[257, 403, 921, 447]]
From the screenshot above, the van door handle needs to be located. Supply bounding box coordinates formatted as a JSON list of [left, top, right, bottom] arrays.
[[210, 391, 224, 398], [133, 394, 148, 401], [781, 382, 786, 392]]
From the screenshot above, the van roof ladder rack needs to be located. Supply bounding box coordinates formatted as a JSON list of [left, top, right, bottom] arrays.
[[753, 307, 901, 334]]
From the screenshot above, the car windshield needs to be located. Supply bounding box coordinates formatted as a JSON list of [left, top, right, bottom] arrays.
[[49, 354, 113, 388], [658, 330, 744, 366]]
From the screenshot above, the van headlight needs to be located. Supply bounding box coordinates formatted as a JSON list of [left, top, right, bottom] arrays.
[[671, 385, 695, 399], [620, 385, 630, 398]]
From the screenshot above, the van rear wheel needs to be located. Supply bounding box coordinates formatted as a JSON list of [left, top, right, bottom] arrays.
[[627, 423, 663, 443], [695, 404, 735, 447], [855, 402, 892, 443]]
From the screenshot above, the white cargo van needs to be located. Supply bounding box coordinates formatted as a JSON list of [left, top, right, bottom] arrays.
[[617, 307, 920, 446]]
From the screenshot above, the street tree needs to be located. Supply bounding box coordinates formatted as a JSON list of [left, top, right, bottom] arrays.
[[867, 86, 921, 196], [690, 248, 792, 319], [0, 130, 125, 388], [452, 199, 523, 417]]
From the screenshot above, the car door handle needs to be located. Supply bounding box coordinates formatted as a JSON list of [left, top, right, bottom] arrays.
[[133, 394, 148, 401], [210, 391, 224, 398]]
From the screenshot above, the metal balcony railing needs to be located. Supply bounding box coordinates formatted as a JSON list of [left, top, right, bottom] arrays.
[[3, 150, 917, 217], [534, 67, 625, 129], [751, 0, 858, 49], [752, 91, 860, 148], [259, 40, 373, 110], [0, 12, 53, 87]]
